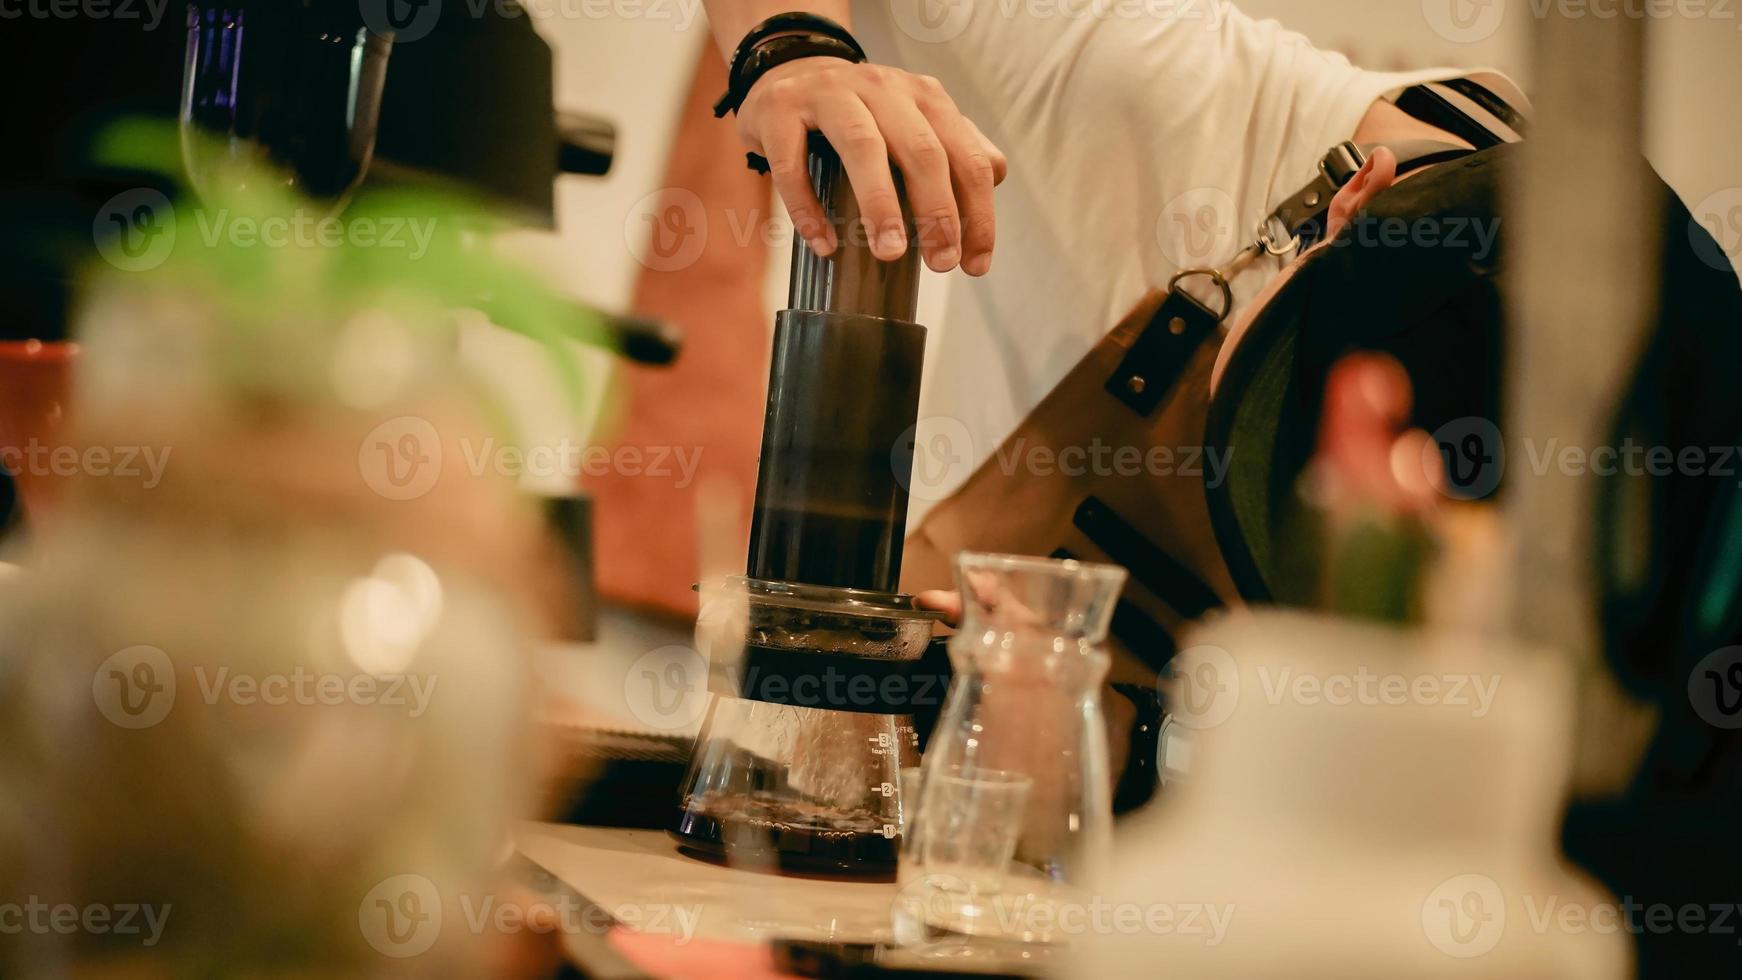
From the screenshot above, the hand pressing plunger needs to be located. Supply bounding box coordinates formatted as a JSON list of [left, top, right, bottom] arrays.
[[705, 5, 1007, 275]]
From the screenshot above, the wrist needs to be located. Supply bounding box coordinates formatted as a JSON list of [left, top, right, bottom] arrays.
[[713, 11, 865, 119]]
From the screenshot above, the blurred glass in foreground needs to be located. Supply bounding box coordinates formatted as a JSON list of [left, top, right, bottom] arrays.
[[0, 139, 590, 976]]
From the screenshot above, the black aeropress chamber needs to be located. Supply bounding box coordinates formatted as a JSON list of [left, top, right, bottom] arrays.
[[747, 150, 925, 592], [671, 141, 940, 875]]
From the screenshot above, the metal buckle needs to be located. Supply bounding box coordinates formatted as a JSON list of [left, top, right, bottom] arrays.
[[1319, 140, 1367, 187], [1256, 217, 1301, 258]]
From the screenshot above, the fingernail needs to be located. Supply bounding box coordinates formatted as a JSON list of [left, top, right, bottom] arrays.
[[935, 247, 960, 270], [962, 252, 991, 276], [879, 225, 907, 256]]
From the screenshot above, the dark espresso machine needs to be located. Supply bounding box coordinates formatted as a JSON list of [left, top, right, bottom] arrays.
[[671, 143, 942, 875]]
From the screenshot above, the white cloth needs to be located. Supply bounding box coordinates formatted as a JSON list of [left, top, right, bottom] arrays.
[[846, 0, 1465, 524]]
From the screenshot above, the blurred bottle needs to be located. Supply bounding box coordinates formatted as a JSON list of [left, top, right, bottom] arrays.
[[0, 262, 547, 976], [182, 0, 392, 206]]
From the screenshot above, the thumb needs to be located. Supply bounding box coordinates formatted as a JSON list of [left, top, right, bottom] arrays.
[[915, 589, 962, 627]]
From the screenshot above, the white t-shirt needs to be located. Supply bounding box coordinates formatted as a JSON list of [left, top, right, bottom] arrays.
[[846, 0, 1463, 525]]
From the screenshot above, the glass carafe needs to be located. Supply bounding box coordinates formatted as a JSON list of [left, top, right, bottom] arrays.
[[671, 578, 936, 875], [895, 552, 1125, 949]]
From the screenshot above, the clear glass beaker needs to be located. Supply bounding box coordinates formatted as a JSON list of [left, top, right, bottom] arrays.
[[894, 552, 1126, 949]]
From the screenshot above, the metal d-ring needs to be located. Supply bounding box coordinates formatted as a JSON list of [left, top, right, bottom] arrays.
[[1167, 267, 1234, 325]]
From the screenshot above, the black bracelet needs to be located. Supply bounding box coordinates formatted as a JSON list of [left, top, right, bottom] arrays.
[[713, 11, 866, 120]]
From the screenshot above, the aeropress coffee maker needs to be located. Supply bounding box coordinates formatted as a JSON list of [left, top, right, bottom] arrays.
[[672, 140, 942, 875]]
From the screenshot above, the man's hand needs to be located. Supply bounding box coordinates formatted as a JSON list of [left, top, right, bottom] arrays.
[[735, 57, 1007, 275]]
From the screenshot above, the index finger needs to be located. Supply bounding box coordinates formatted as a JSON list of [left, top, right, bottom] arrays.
[[813, 92, 908, 261]]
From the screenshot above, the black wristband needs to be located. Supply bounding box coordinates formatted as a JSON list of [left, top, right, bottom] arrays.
[[713, 11, 866, 120]]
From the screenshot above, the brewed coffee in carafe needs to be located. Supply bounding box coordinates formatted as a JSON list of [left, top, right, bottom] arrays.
[[671, 140, 940, 875]]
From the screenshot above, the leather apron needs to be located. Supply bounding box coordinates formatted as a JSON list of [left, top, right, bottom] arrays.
[[899, 286, 1235, 687]]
